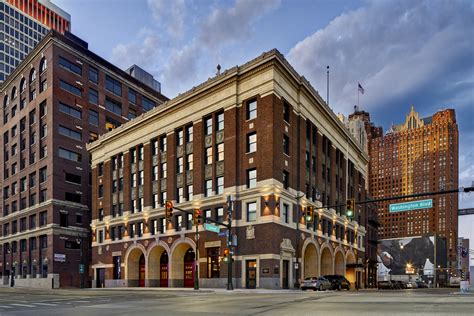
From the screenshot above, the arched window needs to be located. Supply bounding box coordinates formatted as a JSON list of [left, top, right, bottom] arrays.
[[3, 95, 9, 108], [20, 78, 26, 92], [40, 58, 47, 72], [30, 68, 37, 82], [11, 86, 17, 100]]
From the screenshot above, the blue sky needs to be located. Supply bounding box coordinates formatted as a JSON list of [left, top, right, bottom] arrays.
[[55, 0, 474, 208]]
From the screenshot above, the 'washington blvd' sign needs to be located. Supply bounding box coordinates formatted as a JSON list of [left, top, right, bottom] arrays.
[[389, 199, 433, 213]]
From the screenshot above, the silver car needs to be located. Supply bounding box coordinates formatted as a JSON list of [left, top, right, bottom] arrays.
[[301, 276, 332, 291]]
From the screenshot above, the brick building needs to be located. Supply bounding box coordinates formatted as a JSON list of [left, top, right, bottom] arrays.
[[369, 106, 458, 268], [1, 0, 71, 81], [0, 30, 167, 288], [88, 50, 370, 289]]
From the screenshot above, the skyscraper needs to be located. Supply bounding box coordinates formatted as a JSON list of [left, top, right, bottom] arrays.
[[0, 0, 70, 81], [369, 106, 459, 267]]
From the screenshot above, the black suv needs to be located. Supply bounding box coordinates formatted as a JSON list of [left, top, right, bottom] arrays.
[[323, 275, 351, 290]]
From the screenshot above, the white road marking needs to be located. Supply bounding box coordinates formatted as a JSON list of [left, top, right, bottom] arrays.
[[0, 306, 13, 309], [34, 302, 58, 306], [10, 303, 36, 307]]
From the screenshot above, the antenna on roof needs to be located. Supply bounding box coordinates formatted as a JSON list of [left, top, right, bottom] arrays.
[[216, 64, 221, 76]]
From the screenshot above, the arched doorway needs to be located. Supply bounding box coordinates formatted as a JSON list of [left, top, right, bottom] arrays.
[[334, 251, 345, 276], [320, 247, 333, 276], [183, 249, 195, 288], [303, 243, 319, 278], [160, 252, 169, 287], [126, 247, 145, 287], [170, 241, 196, 287], [139, 255, 145, 287], [346, 252, 357, 289]]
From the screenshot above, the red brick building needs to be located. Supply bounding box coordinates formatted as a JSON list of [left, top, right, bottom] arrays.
[[88, 50, 370, 289], [0, 30, 167, 288], [369, 106, 459, 268]]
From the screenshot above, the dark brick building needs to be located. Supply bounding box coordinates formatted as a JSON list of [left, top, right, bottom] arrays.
[[0, 30, 167, 288], [88, 50, 370, 289]]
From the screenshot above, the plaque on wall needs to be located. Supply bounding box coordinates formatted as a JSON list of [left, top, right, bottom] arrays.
[[262, 268, 270, 274]]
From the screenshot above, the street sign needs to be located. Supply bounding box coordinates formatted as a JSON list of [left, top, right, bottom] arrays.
[[204, 223, 220, 233], [79, 264, 85, 274], [54, 253, 66, 263], [389, 199, 433, 213], [218, 230, 228, 237]]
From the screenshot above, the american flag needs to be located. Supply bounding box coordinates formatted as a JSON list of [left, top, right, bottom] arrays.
[[358, 83, 365, 94]]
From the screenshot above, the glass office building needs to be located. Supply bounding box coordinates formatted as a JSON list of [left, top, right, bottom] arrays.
[[0, 0, 70, 82]]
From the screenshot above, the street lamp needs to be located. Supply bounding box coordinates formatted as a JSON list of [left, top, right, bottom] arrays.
[[76, 238, 84, 289], [294, 193, 304, 288], [7, 245, 14, 287]]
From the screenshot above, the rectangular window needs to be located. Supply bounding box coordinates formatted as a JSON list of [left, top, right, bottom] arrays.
[[65, 192, 81, 203], [105, 75, 122, 96], [105, 97, 122, 116], [152, 166, 159, 181], [282, 203, 289, 223], [60, 80, 82, 97], [186, 154, 193, 171], [207, 247, 220, 278], [177, 187, 184, 203], [283, 170, 289, 189], [89, 66, 99, 83], [187, 185, 193, 201], [186, 125, 193, 142], [59, 56, 82, 75], [39, 211, 47, 226], [205, 179, 212, 197], [128, 109, 136, 120], [247, 169, 257, 188], [160, 135, 167, 152], [29, 214, 36, 229], [247, 132, 257, 153], [205, 117, 212, 135], [283, 102, 290, 123], [216, 112, 224, 131], [177, 157, 184, 173], [65, 172, 81, 185], [59, 125, 82, 141], [40, 101, 47, 117], [283, 135, 290, 155], [247, 98, 257, 120], [113, 256, 121, 280], [205, 147, 212, 165], [58, 148, 82, 162], [59, 102, 81, 119], [160, 162, 167, 178], [89, 110, 99, 126], [247, 202, 257, 222], [216, 143, 224, 161], [216, 176, 224, 195], [88, 88, 98, 104], [128, 89, 137, 104], [142, 96, 155, 111], [39, 167, 47, 183], [176, 129, 184, 146]]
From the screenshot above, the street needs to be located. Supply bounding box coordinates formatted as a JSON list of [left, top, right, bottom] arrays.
[[0, 287, 472, 316]]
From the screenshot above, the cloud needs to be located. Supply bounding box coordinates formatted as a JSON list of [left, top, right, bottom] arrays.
[[287, 0, 474, 115], [147, 0, 187, 38], [111, 28, 160, 70]]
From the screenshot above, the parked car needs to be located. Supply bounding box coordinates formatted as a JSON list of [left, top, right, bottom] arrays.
[[416, 281, 429, 288], [377, 281, 394, 290], [393, 281, 407, 289], [301, 276, 332, 291], [406, 282, 416, 289], [323, 275, 351, 290]]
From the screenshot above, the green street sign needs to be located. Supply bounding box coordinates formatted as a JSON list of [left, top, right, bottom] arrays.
[[204, 223, 220, 233], [389, 199, 433, 213], [79, 264, 85, 274]]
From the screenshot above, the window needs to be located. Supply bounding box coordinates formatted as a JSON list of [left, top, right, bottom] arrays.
[[113, 256, 121, 280], [30, 89, 36, 101], [177, 157, 184, 173], [20, 177, 26, 192], [128, 89, 137, 104], [89, 110, 99, 126], [247, 202, 257, 222], [216, 143, 224, 161], [283, 101, 290, 122], [138, 146, 144, 161], [205, 180, 212, 197], [39, 211, 47, 226], [187, 185, 193, 201], [40, 79, 47, 92], [207, 247, 220, 278], [247, 132, 257, 153], [59, 125, 82, 141], [40, 189, 47, 202], [59, 56, 82, 75], [176, 129, 184, 146], [216, 112, 224, 131], [65, 192, 81, 203], [29, 172, 36, 187], [160, 162, 167, 178], [283, 171, 289, 189], [40, 235, 48, 249], [58, 148, 82, 162], [88, 88, 98, 104], [20, 217, 27, 232], [186, 125, 193, 142], [131, 173, 137, 187], [160, 135, 167, 152], [283, 135, 290, 155], [59, 102, 82, 119], [247, 98, 257, 120], [40, 145, 47, 158], [177, 187, 184, 203], [106, 75, 122, 96], [65, 172, 81, 185], [247, 169, 257, 188], [40, 100, 47, 117], [205, 117, 212, 135], [282, 203, 289, 223], [186, 154, 193, 171], [60, 80, 82, 97], [76, 214, 83, 224], [152, 166, 159, 181], [142, 96, 155, 111], [89, 66, 99, 84], [216, 176, 224, 195], [39, 167, 47, 183], [128, 109, 136, 120], [205, 147, 212, 165], [105, 97, 122, 116], [139, 171, 144, 185], [29, 214, 36, 229]]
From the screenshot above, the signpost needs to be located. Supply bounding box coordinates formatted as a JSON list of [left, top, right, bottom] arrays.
[[79, 264, 85, 274], [389, 199, 432, 213], [204, 223, 220, 233]]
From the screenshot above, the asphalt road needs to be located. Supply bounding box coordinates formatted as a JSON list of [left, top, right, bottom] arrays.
[[0, 287, 472, 316]]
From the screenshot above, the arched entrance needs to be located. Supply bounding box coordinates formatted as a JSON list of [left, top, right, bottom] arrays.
[[303, 243, 319, 278], [126, 247, 145, 287], [346, 251, 357, 289], [320, 247, 333, 276], [334, 251, 345, 276], [148, 244, 169, 287], [170, 241, 196, 287]]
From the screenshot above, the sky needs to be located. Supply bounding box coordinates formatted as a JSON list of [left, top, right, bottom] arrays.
[[55, 0, 474, 208]]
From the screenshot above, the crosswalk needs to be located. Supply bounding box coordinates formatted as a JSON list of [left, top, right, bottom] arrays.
[[0, 300, 92, 311]]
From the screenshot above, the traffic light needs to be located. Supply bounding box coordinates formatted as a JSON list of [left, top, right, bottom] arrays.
[[193, 208, 202, 226], [346, 198, 355, 218], [306, 206, 314, 224], [223, 248, 230, 263], [165, 200, 173, 222]]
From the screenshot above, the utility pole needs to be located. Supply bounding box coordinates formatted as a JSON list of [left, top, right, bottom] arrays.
[[434, 233, 437, 288], [294, 193, 304, 288], [227, 195, 234, 291], [194, 223, 199, 290]]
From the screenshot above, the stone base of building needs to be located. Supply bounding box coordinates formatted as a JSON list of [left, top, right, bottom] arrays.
[[1, 274, 59, 288]]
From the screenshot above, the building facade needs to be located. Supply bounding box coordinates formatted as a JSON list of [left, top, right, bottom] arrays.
[[370, 106, 459, 268], [0, 30, 166, 288], [88, 50, 369, 290], [1, 0, 70, 81]]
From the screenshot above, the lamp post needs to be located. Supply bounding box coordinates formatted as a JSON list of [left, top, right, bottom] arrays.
[[76, 238, 84, 289], [8, 246, 14, 287], [294, 193, 304, 288]]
